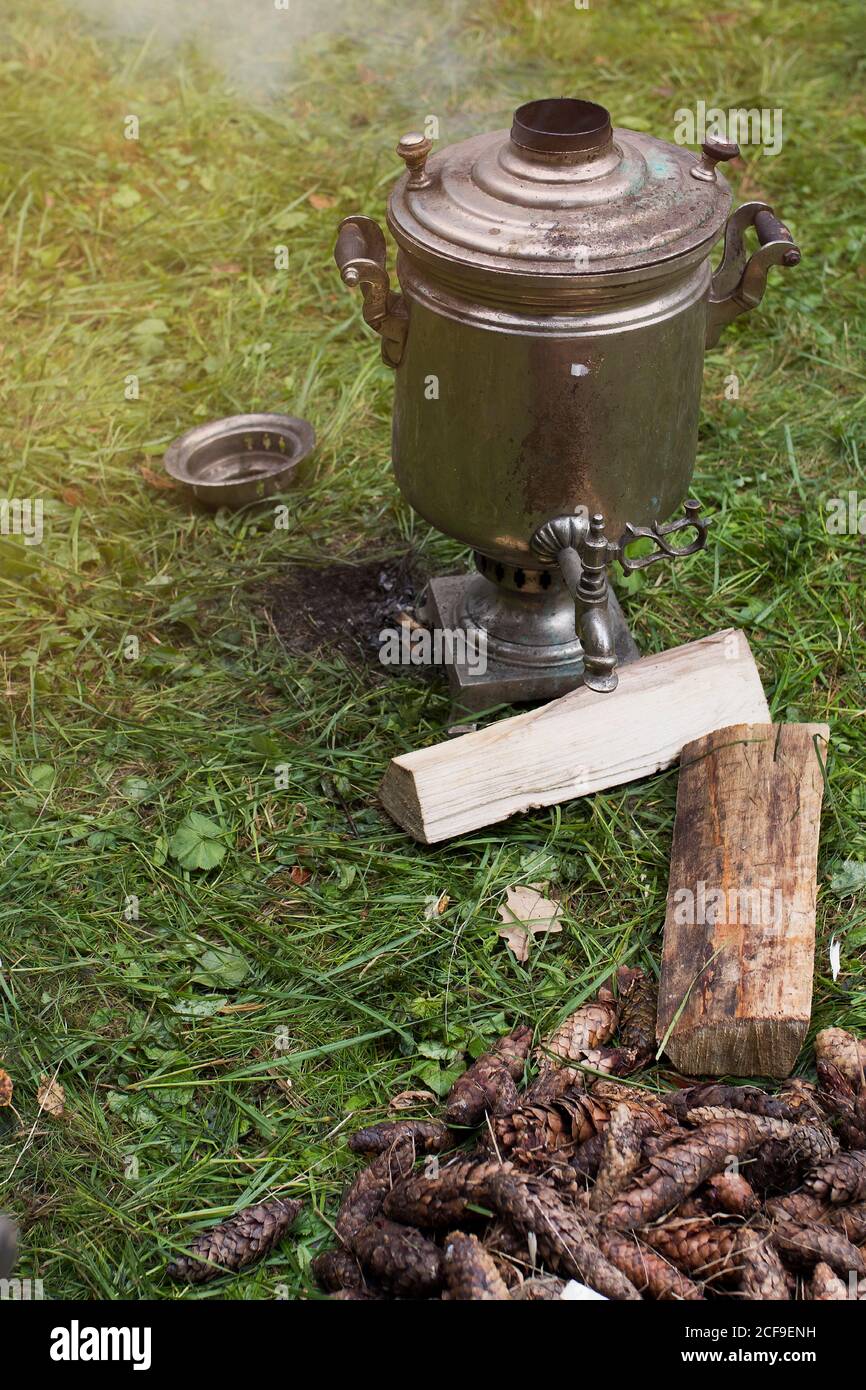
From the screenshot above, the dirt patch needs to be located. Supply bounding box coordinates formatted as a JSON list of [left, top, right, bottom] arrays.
[[266, 552, 432, 669]]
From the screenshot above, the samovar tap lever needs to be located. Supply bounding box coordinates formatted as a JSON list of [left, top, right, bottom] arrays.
[[532, 501, 711, 694]]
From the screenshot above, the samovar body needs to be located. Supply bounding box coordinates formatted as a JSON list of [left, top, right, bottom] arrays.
[[336, 100, 799, 705]]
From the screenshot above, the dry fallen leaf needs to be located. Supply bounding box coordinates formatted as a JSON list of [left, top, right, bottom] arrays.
[[61, 487, 83, 507], [37, 1073, 65, 1118], [389, 1089, 437, 1111], [308, 193, 336, 210], [139, 464, 179, 491], [0, 1069, 12, 1107], [423, 892, 450, 919], [289, 865, 311, 886], [497, 883, 563, 962]]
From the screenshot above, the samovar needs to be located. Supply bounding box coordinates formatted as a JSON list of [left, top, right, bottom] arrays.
[[335, 98, 799, 707]]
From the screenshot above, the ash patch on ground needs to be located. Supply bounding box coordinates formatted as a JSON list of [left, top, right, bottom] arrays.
[[266, 553, 431, 670]]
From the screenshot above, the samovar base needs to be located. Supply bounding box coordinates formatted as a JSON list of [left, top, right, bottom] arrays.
[[419, 559, 639, 714]]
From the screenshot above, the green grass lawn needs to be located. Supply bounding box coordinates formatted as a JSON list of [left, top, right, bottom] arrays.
[[0, 0, 864, 1299]]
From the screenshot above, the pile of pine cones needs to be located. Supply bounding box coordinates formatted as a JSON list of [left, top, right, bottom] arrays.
[[312, 970, 866, 1301]]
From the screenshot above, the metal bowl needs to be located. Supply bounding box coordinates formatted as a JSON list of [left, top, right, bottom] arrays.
[[163, 413, 315, 510]]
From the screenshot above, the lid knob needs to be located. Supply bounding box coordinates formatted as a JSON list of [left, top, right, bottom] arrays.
[[397, 132, 433, 190], [690, 137, 740, 182]]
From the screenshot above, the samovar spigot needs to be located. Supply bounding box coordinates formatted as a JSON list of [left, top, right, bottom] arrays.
[[532, 500, 711, 694]]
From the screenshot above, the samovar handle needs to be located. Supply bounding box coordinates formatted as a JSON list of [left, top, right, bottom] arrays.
[[706, 200, 801, 348], [334, 215, 408, 368]]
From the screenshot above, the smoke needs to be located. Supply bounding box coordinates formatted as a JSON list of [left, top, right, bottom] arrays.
[[64, 0, 495, 115]]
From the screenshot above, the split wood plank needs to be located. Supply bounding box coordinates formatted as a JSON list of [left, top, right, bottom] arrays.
[[379, 629, 770, 844], [656, 721, 829, 1079]]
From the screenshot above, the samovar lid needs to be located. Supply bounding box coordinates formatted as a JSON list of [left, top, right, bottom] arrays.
[[388, 98, 732, 284]]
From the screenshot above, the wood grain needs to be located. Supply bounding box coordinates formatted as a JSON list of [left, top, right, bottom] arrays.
[[656, 722, 829, 1078], [379, 629, 770, 844]]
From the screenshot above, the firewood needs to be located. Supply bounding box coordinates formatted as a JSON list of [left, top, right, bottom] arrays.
[[353, 1217, 444, 1297], [442, 1231, 511, 1300], [816, 1028, 866, 1088], [605, 1116, 761, 1229], [348, 1118, 451, 1155], [806, 1151, 866, 1204], [809, 1262, 849, 1300], [657, 722, 829, 1078], [379, 630, 770, 844], [444, 1024, 532, 1127]]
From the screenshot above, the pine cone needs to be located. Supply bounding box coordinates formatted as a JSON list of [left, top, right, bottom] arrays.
[[735, 1227, 791, 1300], [615, 966, 657, 1069], [348, 1118, 450, 1155], [816, 1062, 866, 1149], [167, 1197, 301, 1283], [442, 1231, 511, 1300], [827, 1200, 866, 1245], [483, 1167, 641, 1301], [816, 1027, 866, 1088], [604, 1117, 759, 1230], [807, 1150, 866, 1204], [335, 1138, 416, 1245], [809, 1261, 849, 1300], [353, 1218, 443, 1297], [511, 1275, 566, 1300], [590, 1103, 646, 1212], [383, 1157, 501, 1229], [703, 1171, 759, 1217], [536, 992, 618, 1067], [766, 1191, 829, 1224], [682, 1106, 794, 1143], [443, 1025, 532, 1127], [643, 1219, 738, 1284], [311, 1248, 364, 1293], [597, 1228, 704, 1300], [669, 1084, 795, 1123], [772, 1218, 866, 1279]]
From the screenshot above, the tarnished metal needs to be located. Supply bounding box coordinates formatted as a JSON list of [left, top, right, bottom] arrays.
[[531, 502, 711, 691], [335, 97, 800, 705]]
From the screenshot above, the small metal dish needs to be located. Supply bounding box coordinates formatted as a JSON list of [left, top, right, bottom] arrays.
[[163, 413, 315, 510]]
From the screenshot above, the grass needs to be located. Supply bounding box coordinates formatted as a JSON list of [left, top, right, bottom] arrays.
[[0, 0, 864, 1299]]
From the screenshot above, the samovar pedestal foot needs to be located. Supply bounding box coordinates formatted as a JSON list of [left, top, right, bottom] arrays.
[[418, 561, 638, 715]]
